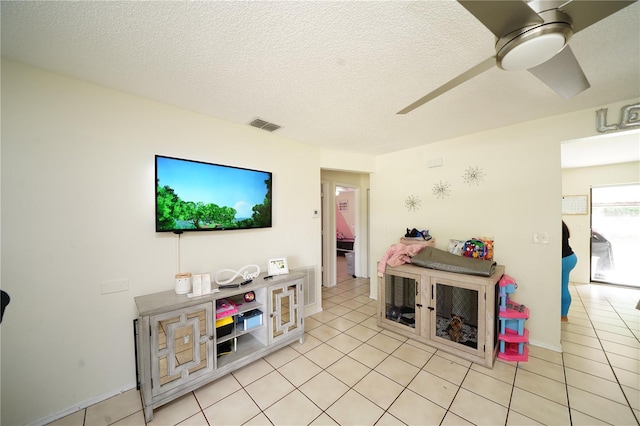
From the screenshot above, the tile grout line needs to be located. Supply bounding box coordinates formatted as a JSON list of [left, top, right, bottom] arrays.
[[503, 357, 522, 426], [440, 363, 473, 425], [560, 349, 573, 426]]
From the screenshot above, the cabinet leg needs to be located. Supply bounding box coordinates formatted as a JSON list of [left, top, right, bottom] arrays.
[[144, 406, 153, 422]]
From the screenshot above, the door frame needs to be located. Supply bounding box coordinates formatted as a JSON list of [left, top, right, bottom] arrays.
[[321, 181, 332, 287]]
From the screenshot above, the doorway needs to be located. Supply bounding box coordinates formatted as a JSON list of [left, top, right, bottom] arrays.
[[336, 185, 357, 283], [320, 170, 370, 288], [590, 183, 640, 287]]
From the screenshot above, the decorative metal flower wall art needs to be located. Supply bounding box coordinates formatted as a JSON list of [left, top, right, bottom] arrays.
[[432, 181, 451, 199], [462, 165, 486, 185], [405, 194, 421, 212]]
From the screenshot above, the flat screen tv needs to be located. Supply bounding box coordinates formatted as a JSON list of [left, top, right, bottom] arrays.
[[155, 155, 272, 232]]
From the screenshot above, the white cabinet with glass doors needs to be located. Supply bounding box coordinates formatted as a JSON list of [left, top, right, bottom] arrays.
[[135, 273, 304, 421]]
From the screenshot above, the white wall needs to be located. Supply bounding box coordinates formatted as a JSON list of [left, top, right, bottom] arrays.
[[320, 149, 375, 173], [370, 98, 639, 353], [0, 60, 335, 425], [562, 161, 640, 283]]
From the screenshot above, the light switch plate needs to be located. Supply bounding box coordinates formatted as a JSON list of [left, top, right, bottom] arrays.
[[533, 232, 549, 244]]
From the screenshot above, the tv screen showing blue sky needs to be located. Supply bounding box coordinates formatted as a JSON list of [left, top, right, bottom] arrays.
[[156, 156, 270, 219]]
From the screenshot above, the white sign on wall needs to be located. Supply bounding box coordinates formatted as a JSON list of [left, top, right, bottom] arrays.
[[596, 103, 640, 133]]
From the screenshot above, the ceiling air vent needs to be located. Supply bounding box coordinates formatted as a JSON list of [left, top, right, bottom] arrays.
[[249, 118, 281, 132]]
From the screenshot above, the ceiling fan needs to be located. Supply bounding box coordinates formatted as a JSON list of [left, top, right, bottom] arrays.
[[397, 0, 637, 114]]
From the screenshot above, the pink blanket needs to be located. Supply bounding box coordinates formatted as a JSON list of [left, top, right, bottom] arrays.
[[377, 243, 426, 277]]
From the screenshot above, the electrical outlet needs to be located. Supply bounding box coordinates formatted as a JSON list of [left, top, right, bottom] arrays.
[[101, 279, 129, 294]]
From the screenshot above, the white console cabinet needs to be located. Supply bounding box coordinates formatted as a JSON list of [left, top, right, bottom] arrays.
[[135, 273, 304, 422]]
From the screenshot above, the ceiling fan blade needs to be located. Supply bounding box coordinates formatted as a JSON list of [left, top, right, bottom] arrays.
[[397, 57, 495, 114], [559, 0, 636, 34], [528, 46, 590, 99], [458, 0, 543, 38]]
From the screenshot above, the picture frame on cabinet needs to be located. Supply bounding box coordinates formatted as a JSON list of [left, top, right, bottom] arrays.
[[267, 257, 289, 276]]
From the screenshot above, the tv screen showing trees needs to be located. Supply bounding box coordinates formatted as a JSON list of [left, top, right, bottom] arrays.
[[155, 155, 272, 232]]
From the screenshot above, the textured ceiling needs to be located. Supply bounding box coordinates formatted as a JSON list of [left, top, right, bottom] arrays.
[[1, 1, 639, 157]]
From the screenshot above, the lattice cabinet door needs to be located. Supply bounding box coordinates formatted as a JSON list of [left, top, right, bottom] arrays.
[[268, 280, 303, 344], [429, 277, 487, 359], [149, 302, 214, 396], [377, 269, 423, 338]]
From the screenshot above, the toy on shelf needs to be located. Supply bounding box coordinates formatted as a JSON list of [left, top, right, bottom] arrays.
[[497, 274, 529, 362], [215, 298, 238, 319], [498, 274, 517, 311]]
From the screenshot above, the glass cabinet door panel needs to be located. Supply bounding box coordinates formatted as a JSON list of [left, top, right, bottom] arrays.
[[433, 281, 479, 350], [151, 303, 213, 395], [383, 274, 418, 331], [270, 283, 301, 342]]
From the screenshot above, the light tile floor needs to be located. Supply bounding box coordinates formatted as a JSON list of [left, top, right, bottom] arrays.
[[49, 279, 640, 425]]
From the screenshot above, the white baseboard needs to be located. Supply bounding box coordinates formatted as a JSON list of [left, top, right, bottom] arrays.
[[529, 339, 562, 353], [29, 382, 137, 426], [305, 303, 322, 316]]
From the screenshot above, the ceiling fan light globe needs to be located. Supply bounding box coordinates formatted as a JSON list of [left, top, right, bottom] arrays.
[[496, 21, 573, 71], [500, 32, 567, 70]]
